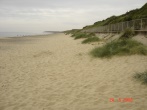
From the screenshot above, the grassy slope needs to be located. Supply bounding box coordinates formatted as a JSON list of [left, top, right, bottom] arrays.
[[83, 3, 147, 30]]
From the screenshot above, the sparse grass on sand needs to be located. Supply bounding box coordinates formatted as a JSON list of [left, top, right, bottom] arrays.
[[90, 39, 147, 58], [120, 28, 135, 39], [82, 37, 100, 44], [134, 71, 147, 84], [74, 33, 89, 39]]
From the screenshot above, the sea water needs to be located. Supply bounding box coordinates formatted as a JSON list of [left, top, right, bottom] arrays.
[[0, 32, 52, 38]]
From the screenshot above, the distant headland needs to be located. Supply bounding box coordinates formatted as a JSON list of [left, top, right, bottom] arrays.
[[44, 31, 62, 33]]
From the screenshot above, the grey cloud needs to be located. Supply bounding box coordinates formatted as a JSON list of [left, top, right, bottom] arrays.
[[0, 0, 146, 8], [0, 0, 146, 32]]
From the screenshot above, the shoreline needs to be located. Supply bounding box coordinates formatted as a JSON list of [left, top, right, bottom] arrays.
[[0, 34, 52, 39], [0, 32, 63, 39], [0, 33, 62, 39]]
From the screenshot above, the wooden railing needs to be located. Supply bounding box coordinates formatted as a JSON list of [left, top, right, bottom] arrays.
[[83, 18, 147, 33]]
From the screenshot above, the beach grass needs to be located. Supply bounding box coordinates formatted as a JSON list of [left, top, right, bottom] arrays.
[[90, 39, 147, 58], [64, 29, 80, 35], [82, 36, 100, 44], [120, 28, 135, 39], [74, 33, 88, 39], [134, 71, 147, 84], [71, 32, 96, 40]]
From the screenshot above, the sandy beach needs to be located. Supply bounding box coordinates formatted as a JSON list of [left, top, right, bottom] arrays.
[[0, 33, 147, 110]]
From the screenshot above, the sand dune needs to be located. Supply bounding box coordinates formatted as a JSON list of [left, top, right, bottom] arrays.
[[0, 33, 147, 110]]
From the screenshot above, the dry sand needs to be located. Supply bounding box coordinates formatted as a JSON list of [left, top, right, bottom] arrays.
[[0, 33, 147, 110], [133, 34, 147, 46]]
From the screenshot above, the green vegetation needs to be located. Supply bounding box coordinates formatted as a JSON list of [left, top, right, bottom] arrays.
[[87, 32, 96, 36], [90, 39, 147, 58], [120, 28, 135, 39], [65, 3, 147, 33], [82, 37, 100, 44], [134, 71, 147, 84], [72, 32, 89, 39], [71, 32, 96, 40], [64, 29, 81, 35], [82, 3, 147, 30]]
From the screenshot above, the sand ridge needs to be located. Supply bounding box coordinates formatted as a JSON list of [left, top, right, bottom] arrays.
[[0, 33, 147, 110]]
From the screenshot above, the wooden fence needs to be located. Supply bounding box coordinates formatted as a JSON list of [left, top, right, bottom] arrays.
[[83, 18, 147, 33]]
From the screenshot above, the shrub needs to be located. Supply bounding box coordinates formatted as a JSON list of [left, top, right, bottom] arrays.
[[134, 71, 147, 84], [90, 39, 147, 58], [120, 28, 135, 39], [82, 37, 100, 44]]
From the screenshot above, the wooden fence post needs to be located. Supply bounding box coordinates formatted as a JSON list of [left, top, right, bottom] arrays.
[[141, 19, 143, 29], [122, 22, 123, 31], [133, 20, 135, 30]]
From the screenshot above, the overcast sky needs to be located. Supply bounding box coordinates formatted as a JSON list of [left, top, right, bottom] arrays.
[[0, 0, 146, 32]]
